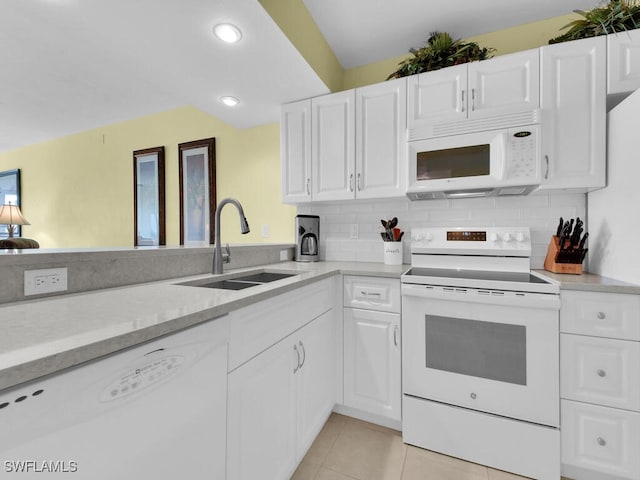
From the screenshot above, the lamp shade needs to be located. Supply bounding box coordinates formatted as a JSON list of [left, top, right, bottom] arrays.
[[0, 203, 30, 226]]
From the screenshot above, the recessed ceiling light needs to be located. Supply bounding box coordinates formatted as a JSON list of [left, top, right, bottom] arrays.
[[213, 23, 242, 43], [220, 96, 239, 107]]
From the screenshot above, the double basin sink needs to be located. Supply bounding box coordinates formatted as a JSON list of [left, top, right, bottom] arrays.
[[175, 270, 298, 291]]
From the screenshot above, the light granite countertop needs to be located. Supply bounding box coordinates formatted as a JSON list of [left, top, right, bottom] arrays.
[[1, 261, 637, 392], [0, 261, 407, 391]]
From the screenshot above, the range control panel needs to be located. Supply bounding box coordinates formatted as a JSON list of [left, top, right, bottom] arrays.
[[411, 227, 532, 256]]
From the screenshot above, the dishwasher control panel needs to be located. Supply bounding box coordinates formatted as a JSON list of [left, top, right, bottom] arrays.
[[100, 355, 185, 402]]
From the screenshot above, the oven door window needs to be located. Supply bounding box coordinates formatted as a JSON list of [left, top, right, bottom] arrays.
[[425, 315, 527, 385], [416, 144, 490, 180]]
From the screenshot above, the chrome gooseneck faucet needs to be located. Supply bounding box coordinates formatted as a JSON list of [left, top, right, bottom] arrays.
[[213, 198, 250, 274]]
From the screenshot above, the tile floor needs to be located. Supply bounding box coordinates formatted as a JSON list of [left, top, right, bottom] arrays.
[[292, 413, 571, 480]]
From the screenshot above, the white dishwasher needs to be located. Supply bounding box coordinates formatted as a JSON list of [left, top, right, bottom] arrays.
[[0, 318, 228, 479]]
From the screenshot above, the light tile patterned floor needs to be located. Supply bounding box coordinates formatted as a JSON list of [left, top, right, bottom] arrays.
[[292, 413, 570, 480]]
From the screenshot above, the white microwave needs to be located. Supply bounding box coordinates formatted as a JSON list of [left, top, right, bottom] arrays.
[[406, 125, 541, 200]]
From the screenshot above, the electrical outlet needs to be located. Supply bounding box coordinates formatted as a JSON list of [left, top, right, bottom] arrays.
[[24, 268, 68, 296], [261, 224, 269, 238]]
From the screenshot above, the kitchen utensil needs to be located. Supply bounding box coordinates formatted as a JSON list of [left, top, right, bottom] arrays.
[[556, 217, 564, 237]]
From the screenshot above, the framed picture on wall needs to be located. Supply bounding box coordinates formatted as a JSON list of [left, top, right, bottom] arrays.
[[0, 169, 22, 238], [178, 137, 216, 245], [133, 146, 165, 246]]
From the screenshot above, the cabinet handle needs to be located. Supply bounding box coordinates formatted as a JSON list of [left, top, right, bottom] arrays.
[[393, 325, 399, 347], [597, 437, 607, 447], [461, 90, 465, 113], [298, 341, 306, 368], [471, 88, 476, 111], [544, 155, 549, 180], [349, 173, 354, 192], [306, 178, 311, 195], [293, 344, 300, 373], [597, 369, 607, 378], [357, 173, 362, 191], [597, 311, 606, 320]]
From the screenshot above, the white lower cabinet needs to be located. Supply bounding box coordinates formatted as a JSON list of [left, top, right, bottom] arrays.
[[560, 290, 640, 480], [341, 276, 402, 426], [226, 309, 335, 480], [343, 308, 401, 421]]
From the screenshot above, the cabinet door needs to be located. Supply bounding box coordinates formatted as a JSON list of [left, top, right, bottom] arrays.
[[540, 37, 606, 190], [281, 100, 312, 203], [355, 78, 407, 199], [296, 309, 336, 460], [608, 29, 640, 95], [407, 64, 467, 139], [312, 90, 355, 201], [468, 48, 540, 118], [227, 337, 297, 480], [343, 308, 401, 421]]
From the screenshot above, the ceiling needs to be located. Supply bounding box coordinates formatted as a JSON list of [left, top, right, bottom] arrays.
[[1, 0, 597, 153], [0, 0, 329, 152]]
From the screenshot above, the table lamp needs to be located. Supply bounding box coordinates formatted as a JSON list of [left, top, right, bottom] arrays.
[[0, 203, 30, 237]]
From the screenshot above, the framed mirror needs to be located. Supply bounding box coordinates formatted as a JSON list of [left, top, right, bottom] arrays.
[[178, 138, 216, 245], [133, 147, 165, 246]]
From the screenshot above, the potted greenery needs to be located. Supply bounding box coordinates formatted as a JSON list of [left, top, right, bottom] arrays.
[[549, 0, 640, 44], [387, 31, 495, 79]]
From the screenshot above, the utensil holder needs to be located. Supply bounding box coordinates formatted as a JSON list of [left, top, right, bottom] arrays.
[[383, 242, 403, 265], [543, 236, 584, 274]]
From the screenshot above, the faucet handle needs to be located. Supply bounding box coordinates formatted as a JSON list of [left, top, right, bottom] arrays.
[[223, 243, 231, 264]]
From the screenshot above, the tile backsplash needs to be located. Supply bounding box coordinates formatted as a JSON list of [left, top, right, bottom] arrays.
[[297, 192, 586, 269]]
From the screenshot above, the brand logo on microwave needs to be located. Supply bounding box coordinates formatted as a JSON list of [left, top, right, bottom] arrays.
[[513, 131, 532, 138]]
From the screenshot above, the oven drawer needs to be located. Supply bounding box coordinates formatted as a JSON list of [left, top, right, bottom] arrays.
[[561, 334, 640, 411], [560, 291, 640, 341], [561, 399, 640, 480], [344, 276, 400, 313]]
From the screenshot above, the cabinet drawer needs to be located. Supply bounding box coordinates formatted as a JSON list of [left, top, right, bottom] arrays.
[[343, 275, 400, 313], [561, 334, 640, 411], [561, 291, 640, 340], [561, 399, 640, 479]]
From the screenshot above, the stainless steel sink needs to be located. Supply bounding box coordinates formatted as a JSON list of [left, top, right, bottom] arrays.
[[175, 270, 298, 290]]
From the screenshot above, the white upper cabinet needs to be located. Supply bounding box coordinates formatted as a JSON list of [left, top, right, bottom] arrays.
[[468, 49, 540, 118], [355, 78, 407, 199], [540, 36, 606, 191], [407, 63, 467, 128], [311, 90, 356, 202], [282, 81, 407, 203], [408, 49, 539, 139], [281, 99, 312, 203], [608, 29, 640, 96]]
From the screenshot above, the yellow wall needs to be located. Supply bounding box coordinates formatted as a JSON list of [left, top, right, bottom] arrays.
[[0, 107, 295, 248]]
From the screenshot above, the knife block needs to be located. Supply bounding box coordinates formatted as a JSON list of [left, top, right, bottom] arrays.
[[544, 236, 583, 274]]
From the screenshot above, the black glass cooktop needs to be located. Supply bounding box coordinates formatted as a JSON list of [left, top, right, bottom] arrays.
[[404, 267, 550, 285]]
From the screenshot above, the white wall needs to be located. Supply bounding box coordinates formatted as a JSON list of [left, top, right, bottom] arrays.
[[298, 192, 586, 269], [588, 89, 640, 284]]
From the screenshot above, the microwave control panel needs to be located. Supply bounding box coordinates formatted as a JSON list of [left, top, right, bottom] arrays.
[[505, 127, 539, 180]]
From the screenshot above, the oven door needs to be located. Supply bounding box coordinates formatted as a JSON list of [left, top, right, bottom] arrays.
[[402, 283, 559, 427]]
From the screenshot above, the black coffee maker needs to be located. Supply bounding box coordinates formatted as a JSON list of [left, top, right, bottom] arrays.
[[295, 215, 319, 262]]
